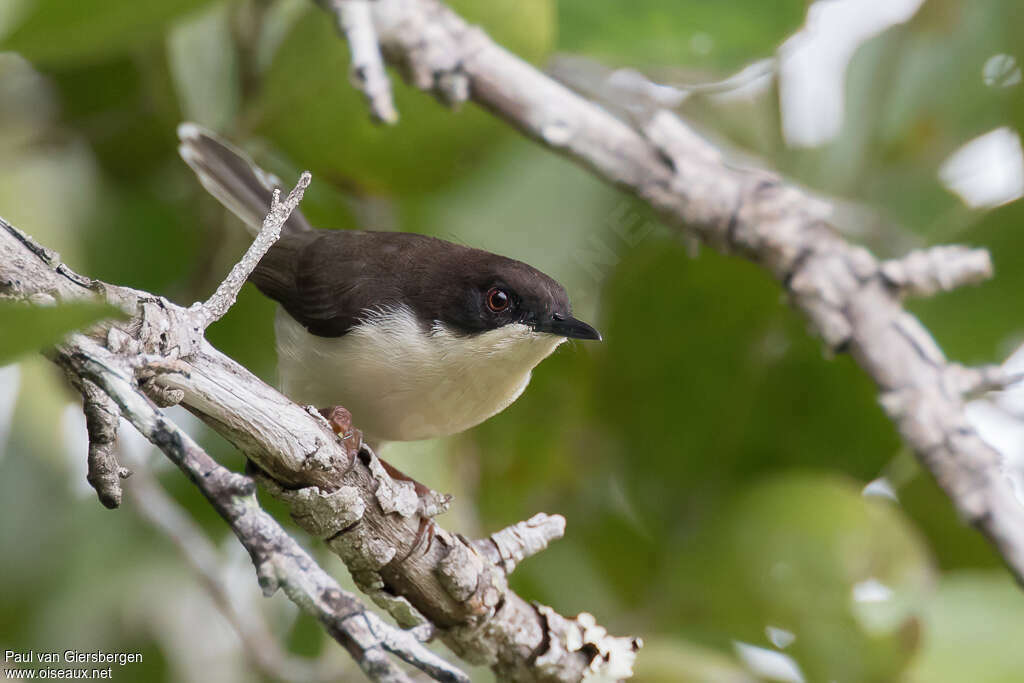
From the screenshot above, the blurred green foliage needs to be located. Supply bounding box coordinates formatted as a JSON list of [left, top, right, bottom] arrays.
[[0, 300, 123, 364], [3, 0, 1024, 681], [2, 0, 215, 65], [557, 0, 807, 70]]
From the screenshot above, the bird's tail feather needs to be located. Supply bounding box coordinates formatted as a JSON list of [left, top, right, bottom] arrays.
[[176, 122, 314, 236]]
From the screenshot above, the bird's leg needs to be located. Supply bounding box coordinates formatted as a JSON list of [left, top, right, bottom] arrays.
[[318, 405, 360, 444], [318, 406, 449, 557], [317, 406, 436, 499]]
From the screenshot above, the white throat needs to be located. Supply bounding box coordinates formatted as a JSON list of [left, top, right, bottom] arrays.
[[274, 306, 566, 442]]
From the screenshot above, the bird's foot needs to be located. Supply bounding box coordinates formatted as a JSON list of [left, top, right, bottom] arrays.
[[317, 405, 360, 443], [317, 405, 452, 520]]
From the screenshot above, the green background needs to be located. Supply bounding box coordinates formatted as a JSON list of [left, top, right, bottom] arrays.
[[2, 0, 1024, 680]]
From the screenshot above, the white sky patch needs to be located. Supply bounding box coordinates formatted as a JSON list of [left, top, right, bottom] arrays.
[[862, 476, 899, 502], [852, 578, 894, 604], [967, 400, 1024, 465], [60, 402, 94, 499], [117, 415, 154, 466], [734, 642, 805, 683], [0, 364, 20, 459], [766, 625, 796, 649], [967, 341, 1024, 505], [116, 405, 202, 473], [939, 127, 1024, 209], [779, 0, 926, 147], [993, 342, 1024, 420], [983, 54, 1022, 88]]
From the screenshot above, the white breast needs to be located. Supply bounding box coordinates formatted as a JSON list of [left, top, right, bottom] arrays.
[[273, 306, 566, 442]]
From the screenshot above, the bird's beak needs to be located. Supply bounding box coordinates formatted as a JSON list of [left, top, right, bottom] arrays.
[[534, 314, 602, 341]]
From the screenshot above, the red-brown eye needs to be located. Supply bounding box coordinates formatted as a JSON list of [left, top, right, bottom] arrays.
[[486, 287, 510, 312]]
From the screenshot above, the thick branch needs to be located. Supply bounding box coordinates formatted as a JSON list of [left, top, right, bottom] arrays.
[[323, 0, 1024, 583]]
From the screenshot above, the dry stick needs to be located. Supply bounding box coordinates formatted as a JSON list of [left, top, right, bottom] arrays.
[[192, 174, 311, 327], [320, 0, 1024, 584]]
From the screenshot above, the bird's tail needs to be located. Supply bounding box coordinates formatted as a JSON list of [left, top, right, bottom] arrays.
[[176, 122, 314, 237]]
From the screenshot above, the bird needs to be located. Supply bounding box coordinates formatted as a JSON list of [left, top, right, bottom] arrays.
[[177, 123, 601, 450]]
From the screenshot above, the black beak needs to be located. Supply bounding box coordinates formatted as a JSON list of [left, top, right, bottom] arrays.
[[534, 313, 602, 341]]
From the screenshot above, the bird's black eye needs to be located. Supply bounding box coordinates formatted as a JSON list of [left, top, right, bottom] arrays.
[[486, 287, 511, 313]]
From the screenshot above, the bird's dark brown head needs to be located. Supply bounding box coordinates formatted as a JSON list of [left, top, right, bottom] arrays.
[[409, 238, 601, 341]]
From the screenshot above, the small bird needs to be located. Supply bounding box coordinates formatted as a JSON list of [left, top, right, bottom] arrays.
[[177, 124, 601, 447]]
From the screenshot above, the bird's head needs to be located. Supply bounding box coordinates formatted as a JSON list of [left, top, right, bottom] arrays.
[[425, 249, 601, 343]]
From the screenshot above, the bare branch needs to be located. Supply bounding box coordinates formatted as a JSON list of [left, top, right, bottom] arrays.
[[535, 609, 642, 683], [191, 172, 311, 327], [880, 245, 993, 297], [325, 0, 399, 123], [151, 343, 638, 680], [69, 375, 131, 509], [476, 513, 566, 575], [945, 364, 1024, 399]]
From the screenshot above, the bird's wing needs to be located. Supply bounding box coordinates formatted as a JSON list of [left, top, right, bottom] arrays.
[[177, 122, 314, 237], [251, 230, 416, 338]]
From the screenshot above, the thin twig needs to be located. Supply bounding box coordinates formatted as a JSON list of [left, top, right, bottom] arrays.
[[879, 245, 993, 297], [475, 513, 566, 575], [192, 172, 311, 327]]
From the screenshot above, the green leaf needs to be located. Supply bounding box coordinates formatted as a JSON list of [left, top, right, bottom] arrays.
[[0, 300, 124, 365], [557, 0, 807, 70], [1, 0, 214, 66]]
